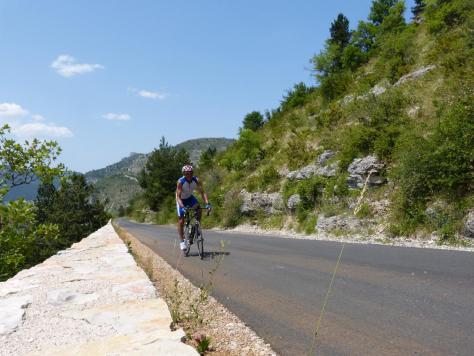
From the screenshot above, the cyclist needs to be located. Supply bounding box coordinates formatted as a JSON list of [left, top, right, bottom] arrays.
[[176, 164, 210, 251]]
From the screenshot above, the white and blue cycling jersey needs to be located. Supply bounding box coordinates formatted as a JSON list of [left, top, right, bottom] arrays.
[[178, 176, 199, 200], [176, 176, 199, 217]]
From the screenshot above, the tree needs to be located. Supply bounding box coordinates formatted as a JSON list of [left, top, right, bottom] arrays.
[[281, 82, 313, 110], [41, 174, 109, 245], [199, 146, 217, 169], [379, 1, 406, 34], [369, 0, 398, 26], [330, 13, 351, 49], [242, 111, 264, 131], [139, 137, 190, 210], [35, 182, 57, 224], [0, 124, 64, 198], [0, 125, 65, 281], [412, 0, 426, 19]]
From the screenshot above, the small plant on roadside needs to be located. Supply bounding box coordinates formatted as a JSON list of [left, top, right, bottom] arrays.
[[355, 203, 373, 218], [195, 333, 212, 355]]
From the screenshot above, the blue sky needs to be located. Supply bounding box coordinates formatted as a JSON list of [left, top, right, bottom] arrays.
[[0, 0, 415, 173]]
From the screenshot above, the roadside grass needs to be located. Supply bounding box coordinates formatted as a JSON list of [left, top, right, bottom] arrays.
[[111, 220, 273, 355]]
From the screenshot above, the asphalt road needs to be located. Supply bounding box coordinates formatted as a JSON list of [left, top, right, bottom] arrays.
[[116, 219, 474, 356]]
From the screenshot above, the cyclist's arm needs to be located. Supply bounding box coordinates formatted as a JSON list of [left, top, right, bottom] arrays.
[[176, 181, 185, 208], [196, 180, 209, 205]]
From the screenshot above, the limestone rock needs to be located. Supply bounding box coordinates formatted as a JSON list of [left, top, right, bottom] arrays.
[[370, 85, 387, 96], [347, 155, 386, 189], [316, 215, 361, 232], [395, 65, 436, 86], [317, 150, 335, 165], [462, 210, 474, 238], [240, 190, 284, 215], [286, 151, 338, 180], [0, 295, 32, 335], [286, 194, 301, 211], [47, 289, 98, 306]]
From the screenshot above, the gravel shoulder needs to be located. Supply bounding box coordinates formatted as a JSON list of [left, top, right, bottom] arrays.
[[112, 222, 276, 356]]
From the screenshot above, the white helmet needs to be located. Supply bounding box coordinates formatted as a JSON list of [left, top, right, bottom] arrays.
[[182, 164, 193, 173]]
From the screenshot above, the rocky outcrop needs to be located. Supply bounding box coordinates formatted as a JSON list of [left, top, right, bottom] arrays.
[[0, 223, 197, 355], [286, 150, 338, 180], [347, 155, 386, 189], [341, 65, 436, 106], [316, 214, 361, 232], [240, 190, 285, 215], [394, 65, 436, 86], [286, 194, 301, 211], [463, 210, 474, 238]]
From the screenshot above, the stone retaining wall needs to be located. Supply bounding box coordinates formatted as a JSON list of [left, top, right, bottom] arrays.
[[0, 222, 197, 356]]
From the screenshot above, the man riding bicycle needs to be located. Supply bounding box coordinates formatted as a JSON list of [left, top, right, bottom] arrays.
[[176, 164, 210, 251]]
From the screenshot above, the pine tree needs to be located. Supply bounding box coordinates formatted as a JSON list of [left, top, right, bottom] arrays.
[[330, 13, 351, 48], [411, 0, 425, 19], [369, 0, 398, 26]]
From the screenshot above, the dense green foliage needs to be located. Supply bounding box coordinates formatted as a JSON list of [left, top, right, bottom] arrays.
[[242, 111, 264, 131], [1, 125, 109, 281], [139, 137, 190, 211], [36, 174, 110, 245]]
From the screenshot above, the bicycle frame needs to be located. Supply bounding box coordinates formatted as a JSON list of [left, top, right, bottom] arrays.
[[183, 207, 209, 259]]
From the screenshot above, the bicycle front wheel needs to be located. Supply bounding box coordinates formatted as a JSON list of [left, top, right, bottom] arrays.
[[196, 225, 204, 259]]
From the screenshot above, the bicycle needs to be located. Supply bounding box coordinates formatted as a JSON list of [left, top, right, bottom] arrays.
[[183, 206, 210, 259]]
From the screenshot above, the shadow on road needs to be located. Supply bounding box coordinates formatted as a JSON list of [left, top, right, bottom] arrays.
[[186, 251, 230, 260]]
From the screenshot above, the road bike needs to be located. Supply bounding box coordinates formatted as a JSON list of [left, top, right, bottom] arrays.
[[183, 206, 210, 259]]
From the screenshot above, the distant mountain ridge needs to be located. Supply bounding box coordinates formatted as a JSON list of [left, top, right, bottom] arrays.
[[85, 137, 234, 213], [4, 137, 234, 210]]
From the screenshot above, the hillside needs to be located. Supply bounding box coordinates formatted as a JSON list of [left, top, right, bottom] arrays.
[[137, 0, 474, 244], [86, 137, 234, 214]]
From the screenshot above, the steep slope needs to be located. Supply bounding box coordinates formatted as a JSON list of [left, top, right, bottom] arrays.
[[185, 1, 474, 243]]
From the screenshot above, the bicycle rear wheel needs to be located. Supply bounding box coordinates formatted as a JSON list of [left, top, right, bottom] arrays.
[[196, 224, 204, 259]]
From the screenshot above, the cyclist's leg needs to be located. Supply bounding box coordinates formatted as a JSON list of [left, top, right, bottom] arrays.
[[177, 201, 186, 242], [188, 195, 201, 221]]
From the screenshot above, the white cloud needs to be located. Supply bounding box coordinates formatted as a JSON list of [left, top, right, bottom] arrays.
[[12, 122, 73, 138], [138, 90, 168, 100], [102, 113, 131, 121], [32, 114, 45, 121], [51, 54, 104, 77], [129, 87, 168, 100], [0, 103, 29, 118], [0, 103, 73, 139]]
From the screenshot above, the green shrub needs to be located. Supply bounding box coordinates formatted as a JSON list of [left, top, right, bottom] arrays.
[[355, 203, 373, 218], [297, 176, 326, 210], [221, 189, 243, 228]]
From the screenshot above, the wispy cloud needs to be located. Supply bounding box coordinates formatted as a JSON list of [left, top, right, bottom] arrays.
[[102, 113, 131, 121], [0, 102, 29, 118], [51, 54, 104, 77], [12, 122, 73, 138], [138, 90, 167, 100], [32, 114, 45, 121], [0, 102, 73, 139], [129, 87, 168, 100]]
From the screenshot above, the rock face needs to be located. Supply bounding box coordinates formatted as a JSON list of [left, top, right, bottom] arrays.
[[286, 194, 301, 211], [395, 65, 436, 86], [347, 155, 386, 189], [286, 150, 338, 180], [240, 190, 285, 215], [463, 210, 474, 238], [316, 214, 361, 232]]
